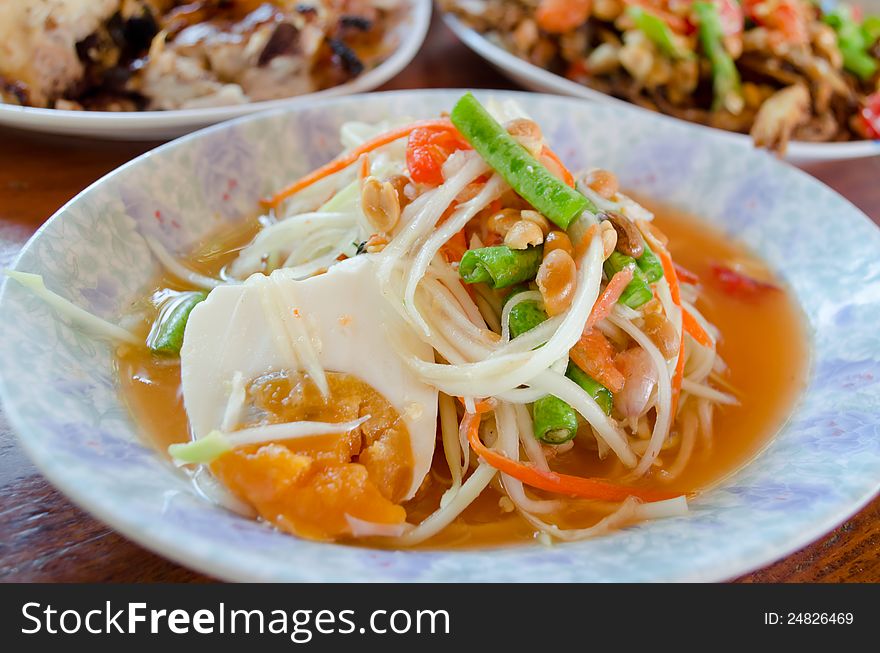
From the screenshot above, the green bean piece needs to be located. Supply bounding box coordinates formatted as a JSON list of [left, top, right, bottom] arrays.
[[627, 6, 693, 59], [459, 245, 543, 289], [863, 16, 880, 41], [566, 363, 613, 415], [841, 45, 878, 81], [604, 252, 653, 308], [636, 244, 664, 283], [694, 2, 743, 114], [147, 290, 207, 355], [450, 93, 596, 229], [823, 7, 870, 48], [509, 300, 548, 339], [825, 6, 878, 80], [532, 395, 579, 444]]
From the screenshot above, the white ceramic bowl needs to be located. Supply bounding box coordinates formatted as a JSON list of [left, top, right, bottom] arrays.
[[0, 0, 431, 141], [1, 90, 879, 581], [443, 13, 880, 163]]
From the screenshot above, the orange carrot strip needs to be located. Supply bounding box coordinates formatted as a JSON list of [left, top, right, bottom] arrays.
[[262, 119, 457, 208], [682, 308, 713, 348], [455, 396, 496, 414], [586, 267, 635, 331], [657, 249, 681, 306], [464, 412, 678, 502], [358, 153, 371, 180], [654, 245, 686, 416], [540, 146, 576, 188]]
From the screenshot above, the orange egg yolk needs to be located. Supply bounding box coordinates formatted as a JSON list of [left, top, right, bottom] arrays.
[[211, 371, 414, 541]]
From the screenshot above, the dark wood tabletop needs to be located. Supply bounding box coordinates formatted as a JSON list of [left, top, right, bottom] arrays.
[[1, 12, 878, 583]]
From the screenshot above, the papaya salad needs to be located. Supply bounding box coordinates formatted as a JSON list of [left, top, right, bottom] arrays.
[[6, 93, 806, 546], [442, 0, 880, 153]]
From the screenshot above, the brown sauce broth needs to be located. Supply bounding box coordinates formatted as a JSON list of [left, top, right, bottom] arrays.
[[116, 203, 809, 548]]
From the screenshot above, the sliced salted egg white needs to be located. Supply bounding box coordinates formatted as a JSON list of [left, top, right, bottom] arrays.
[[180, 255, 438, 499]]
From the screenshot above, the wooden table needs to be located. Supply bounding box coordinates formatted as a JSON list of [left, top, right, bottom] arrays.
[[1, 13, 878, 583]]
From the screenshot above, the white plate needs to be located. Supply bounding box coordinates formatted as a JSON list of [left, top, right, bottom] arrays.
[[0, 0, 431, 141], [443, 13, 880, 163]]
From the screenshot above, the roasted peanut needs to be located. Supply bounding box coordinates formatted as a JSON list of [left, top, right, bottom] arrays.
[[604, 211, 644, 258], [505, 117, 543, 156], [520, 209, 551, 235], [543, 230, 574, 258], [585, 169, 619, 199], [504, 220, 544, 249], [592, 0, 624, 21], [386, 174, 413, 210], [487, 208, 521, 236], [537, 249, 577, 316], [361, 176, 401, 233], [506, 118, 542, 140], [598, 220, 618, 260], [364, 233, 389, 253]]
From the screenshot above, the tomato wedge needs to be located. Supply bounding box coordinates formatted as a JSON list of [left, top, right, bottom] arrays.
[[741, 0, 809, 44], [406, 126, 472, 186], [263, 119, 458, 208], [535, 0, 592, 34], [860, 92, 880, 139], [713, 0, 744, 37]]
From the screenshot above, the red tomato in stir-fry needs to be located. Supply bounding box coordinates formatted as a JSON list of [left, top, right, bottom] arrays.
[[712, 0, 744, 36], [536, 0, 593, 34], [741, 0, 809, 44], [406, 127, 471, 186], [860, 93, 880, 139]]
